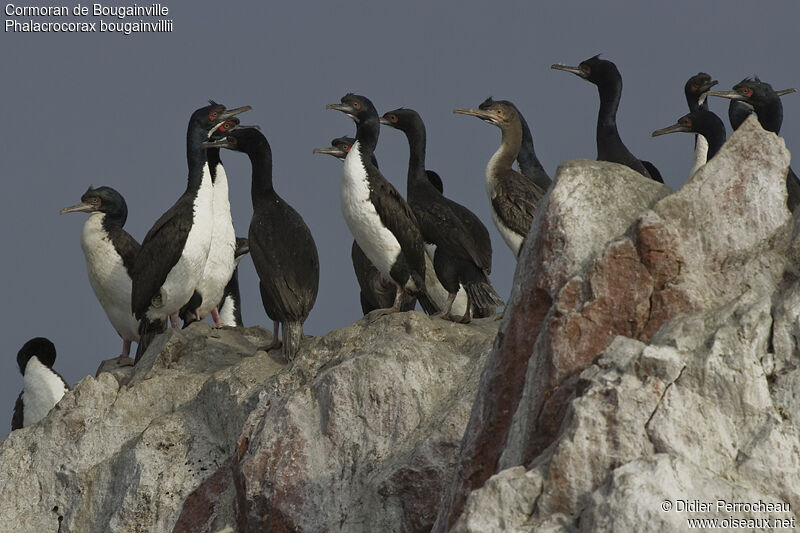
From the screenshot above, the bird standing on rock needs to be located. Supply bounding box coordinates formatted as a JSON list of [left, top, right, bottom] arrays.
[[683, 72, 719, 176], [454, 98, 544, 258], [314, 136, 418, 315], [12, 337, 69, 430], [381, 107, 503, 322], [652, 109, 727, 166], [131, 101, 250, 361], [205, 123, 319, 361], [326, 93, 438, 318], [707, 79, 799, 211], [552, 55, 663, 182], [61, 186, 140, 364]]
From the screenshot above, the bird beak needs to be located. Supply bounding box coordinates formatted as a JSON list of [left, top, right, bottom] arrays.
[[234, 239, 250, 258], [699, 79, 719, 93], [777, 88, 797, 96], [453, 107, 500, 125], [219, 105, 252, 120], [379, 116, 392, 126], [551, 63, 587, 79], [326, 102, 359, 122], [652, 122, 690, 137], [202, 138, 233, 149], [313, 146, 347, 160], [60, 201, 95, 214], [706, 90, 744, 101]]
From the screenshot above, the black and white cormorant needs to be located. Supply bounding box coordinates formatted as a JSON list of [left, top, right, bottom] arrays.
[[454, 98, 545, 258], [552, 55, 663, 182], [381, 107, 503, 322], [313, 136, 417, 315], [652, 109, 727, 167], [326, 93, 437, 317], [12, 337, 69, 430], [708, 79, 799, 211], [683, 73, 719, 176], [178, 117, 242, 328], [205, 124, 319, 360], [131, 102, 250, 361], [61, 186, 140, 364], [508, 101, 552, 191]]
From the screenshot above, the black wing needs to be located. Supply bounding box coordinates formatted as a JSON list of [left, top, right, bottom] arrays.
[[491, 170, 543, 237], [368, 172, 427, 276], [411, 195, 490, 274], [249, 197, 319, 323], [109, 227, 141, 274], [130, 195, 193, 317], [11, 392, 23, 430]]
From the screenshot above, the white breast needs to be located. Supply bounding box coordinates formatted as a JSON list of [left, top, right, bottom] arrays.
[[22, 357, 67, 427], [80, 214, 139, 342], [152, 166, 215, 319], [340, 141, 402, 278], [194, 164, 236, 318]]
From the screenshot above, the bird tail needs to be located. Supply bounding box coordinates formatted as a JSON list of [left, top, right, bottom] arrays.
[[283, 321, 304, 362], [135, 317, 166, 363], [465, 280, 504, 316]]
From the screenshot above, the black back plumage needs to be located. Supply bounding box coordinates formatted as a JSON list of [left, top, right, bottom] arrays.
[[212, 126, 319, 347], [381, 107, 502, 318]]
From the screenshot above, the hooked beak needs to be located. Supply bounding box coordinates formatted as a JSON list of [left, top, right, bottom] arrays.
[[453, 107, 500, 125], [379, 116, 393, 126], [652, 122, 691, 137], [551, 63, 587, 79], [326, 102, 358, 122], [219, 105, 251, 120], [706, 89, 745, 101], [60, 201, 96, 214], [234, 238, 250, 259], [777, 88, 797, 97], [313, 146, 347, 160]]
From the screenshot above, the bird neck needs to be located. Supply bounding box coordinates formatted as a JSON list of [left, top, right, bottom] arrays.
[[186, 125, 209, 191], [754, 96, 783, 133], [206, 146, 221, 184], [700, 115, 726, 159], [493, 119, 523, 169], [355, 115, 380, 155], [516, 113, 547, 181], [248, 148, 275, 202], [403, 123, 428, 186], [595, 82, 627, 159]]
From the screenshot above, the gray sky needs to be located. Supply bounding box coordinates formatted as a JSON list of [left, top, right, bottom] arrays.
[[2, 1, 798, 438]]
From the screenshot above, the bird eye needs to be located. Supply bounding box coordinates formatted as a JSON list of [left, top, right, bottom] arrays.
[[390, 114, 397, 123], [680, 117, 692, 127], [345, 144, 352, 152], [690, 84, 697, 92], [353, 101, 362, 110], [738, 87, 753, 97], [209, 111, 218, 120], [496, 110, 503, 117], [582, 65, 590, 75]]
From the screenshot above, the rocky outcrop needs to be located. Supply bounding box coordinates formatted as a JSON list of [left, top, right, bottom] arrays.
[[3, 116, 799, 533], [437, 116, 800, 531], [0, 315, 497, 533]]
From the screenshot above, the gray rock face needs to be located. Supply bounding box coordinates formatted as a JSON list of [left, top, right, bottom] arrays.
[[0, 314, 497, 533], [442, 116, 800, 531]]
